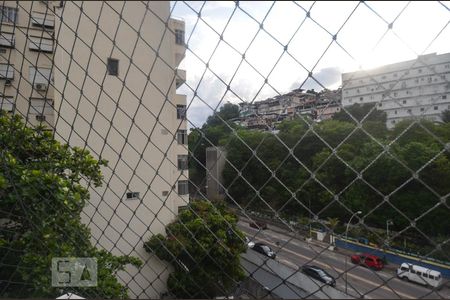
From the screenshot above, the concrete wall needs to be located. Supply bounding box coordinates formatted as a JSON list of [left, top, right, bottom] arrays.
[[335, 239, 450, 278], [206, 146, 227, 200]]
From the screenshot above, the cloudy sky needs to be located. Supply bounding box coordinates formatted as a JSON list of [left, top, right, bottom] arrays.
[[170, 1, 450, 128]]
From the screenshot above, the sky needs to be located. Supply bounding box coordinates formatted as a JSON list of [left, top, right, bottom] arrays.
[[170, 1, 450, 128]]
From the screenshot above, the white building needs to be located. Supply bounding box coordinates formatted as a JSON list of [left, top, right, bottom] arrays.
[[342, 52, 450, 128], [1, 1, 188, 298]]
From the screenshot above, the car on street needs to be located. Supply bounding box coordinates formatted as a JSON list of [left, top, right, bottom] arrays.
[[251, 243, 276, 259], [301, 265, 336, 287], [249, 221, 268, 230], [244, 236, 255, 248], [351, 253, 384, 270]]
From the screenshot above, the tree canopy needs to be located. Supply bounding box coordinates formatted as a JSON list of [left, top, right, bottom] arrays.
[[144, 200, 246, 298], [0, 112, 141, 298]]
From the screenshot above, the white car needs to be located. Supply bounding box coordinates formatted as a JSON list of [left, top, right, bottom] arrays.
[[245, 236, 255, 248]]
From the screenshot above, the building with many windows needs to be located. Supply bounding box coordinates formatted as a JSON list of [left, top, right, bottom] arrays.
[[342, 52, 450, 128], [0, 1, 187, 298]]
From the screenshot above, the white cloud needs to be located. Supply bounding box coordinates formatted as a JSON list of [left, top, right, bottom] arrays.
[[172, 1, 450, 127]]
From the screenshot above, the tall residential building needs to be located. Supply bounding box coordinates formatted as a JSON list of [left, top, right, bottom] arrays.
[[1, 1, 188, 298], [342, 52, 450, 128]]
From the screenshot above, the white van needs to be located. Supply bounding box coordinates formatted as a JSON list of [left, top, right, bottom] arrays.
[[397, 263, 443, 288]]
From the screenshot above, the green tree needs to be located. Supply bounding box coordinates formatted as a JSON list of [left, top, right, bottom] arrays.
[[0, 112, 142, 298], [333, 103, 387, 124], [144, 200, 246, 298]]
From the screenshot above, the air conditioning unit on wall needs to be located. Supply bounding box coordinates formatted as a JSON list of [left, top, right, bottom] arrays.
[[35, 114, 46, 122], [35, 83, 47, 91], [5, 79, 12, 86]]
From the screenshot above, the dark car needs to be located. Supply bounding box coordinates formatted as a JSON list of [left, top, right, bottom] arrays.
[[351, 253, 384, 270], [251, 243, 276, 259], [249, 221, 268, 230], [301, 265, 336, 287]]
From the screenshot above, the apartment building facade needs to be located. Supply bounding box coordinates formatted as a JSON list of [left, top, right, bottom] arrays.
[[0, 2, 56, 127], [342, 52, 450, 128], [1, 1, 188, 298]]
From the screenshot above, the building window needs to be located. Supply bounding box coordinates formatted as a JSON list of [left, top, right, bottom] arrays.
[[30, 98, 53, 116], [392, 120, 396, 124], [434, 106, 438, 110], [415, 78, 419, 83], [175, 29, 185, 45], [28, 36, 53, 53], [107, 58, 119, 76], [445, 64, 450, 69], [403, 100, 407, 104], [393, 92, 397, 97], [177, 104, 186, 119], [420, 107, 424, 112], [0, 6, 17, 24], [394, 110, 397, 115], [29, 66, 51, 85], [381, 75, 386, 79], [359, 97, 363, 101], [0, 64, 14, 79], [31, 11, 55, 28], [442, 95, 447, 100], [177, 180, 189, 195], [418, 68, 422, 73], [404, 70, 409, 75], [177, 129, 187, 144], [0, 32, 14, 48], [177, 155, 188, 170], [126, 192, 140, 200], [378, 103, 382, 107], [407, 109, 411, 113], [0, 96, 14, 112], [393, 73, 398, 77]]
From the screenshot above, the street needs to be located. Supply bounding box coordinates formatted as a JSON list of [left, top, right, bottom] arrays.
[[238, 221, 450, 299]]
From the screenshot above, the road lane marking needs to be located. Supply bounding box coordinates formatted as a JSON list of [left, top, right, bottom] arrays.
[[252, 235, 415, 299], [241, 224, 450, 298]]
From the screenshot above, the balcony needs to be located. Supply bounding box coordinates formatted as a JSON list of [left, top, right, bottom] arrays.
[[176, 69, 186, 89], [169, 18, 186, 67]]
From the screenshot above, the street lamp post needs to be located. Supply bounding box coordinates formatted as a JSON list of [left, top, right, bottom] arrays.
[[386, 219, 393, 247], [345, 210, 362, 295]]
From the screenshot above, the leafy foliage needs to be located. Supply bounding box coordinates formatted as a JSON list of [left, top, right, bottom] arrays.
[[0, 112, 142, 298], [218, 106, 450, 242], [188, 103, 240, 194], [144, 200, 246, 298]]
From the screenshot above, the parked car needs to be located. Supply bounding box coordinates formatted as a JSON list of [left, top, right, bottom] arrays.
[[301, 265, 336, 287], [351, 253, 384, 270], [397, 263, 443, 288], [244, 236, 255, 248], [249, 221, 268, 230], [251, 243, 276, 259]]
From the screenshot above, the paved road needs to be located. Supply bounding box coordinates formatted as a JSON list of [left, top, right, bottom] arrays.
[[238, 221, 450, 299]]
